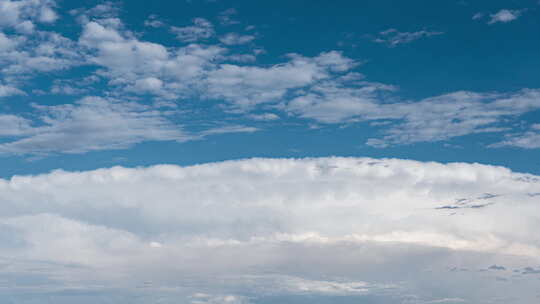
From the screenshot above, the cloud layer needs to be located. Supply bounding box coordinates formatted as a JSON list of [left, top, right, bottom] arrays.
[[1, 157, 539, 303]]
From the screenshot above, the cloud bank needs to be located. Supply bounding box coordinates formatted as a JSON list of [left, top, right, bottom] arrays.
[[1, 157, 540, 303]]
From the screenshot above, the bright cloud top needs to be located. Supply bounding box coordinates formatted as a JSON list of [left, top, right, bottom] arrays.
[[1, 157, 539, 303]]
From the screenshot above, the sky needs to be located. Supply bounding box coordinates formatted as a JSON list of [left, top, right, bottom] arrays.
[[0, 0, 540, 303]]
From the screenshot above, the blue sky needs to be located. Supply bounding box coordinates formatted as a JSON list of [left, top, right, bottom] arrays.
[[0, 0, 539, 176], [1, 1, 540, 303]]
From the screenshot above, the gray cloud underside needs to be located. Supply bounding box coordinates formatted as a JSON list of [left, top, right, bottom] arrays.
[[1, 157, 540, 303]]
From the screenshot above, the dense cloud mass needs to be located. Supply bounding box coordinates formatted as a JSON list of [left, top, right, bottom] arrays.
[[0, 157, 539, 303]]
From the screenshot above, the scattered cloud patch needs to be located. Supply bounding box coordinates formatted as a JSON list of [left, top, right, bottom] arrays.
[[171, 18, 215, 42]]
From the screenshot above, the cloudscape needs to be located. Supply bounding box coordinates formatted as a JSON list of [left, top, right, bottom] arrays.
[[0, 0, 539, 303]]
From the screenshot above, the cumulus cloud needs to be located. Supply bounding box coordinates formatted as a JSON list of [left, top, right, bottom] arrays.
[[373, 28, 443, 47], [0, 157, 539, 303]]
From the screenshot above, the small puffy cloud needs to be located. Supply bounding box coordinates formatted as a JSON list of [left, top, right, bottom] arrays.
[[373, 28, 443, 47], [488, 9, 523, 24], [171, 18, 215, 42]]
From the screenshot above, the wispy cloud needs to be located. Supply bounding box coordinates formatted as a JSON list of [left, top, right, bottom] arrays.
[[218, 8, 240, 26], [373, 28, 443, 47], [219, 32, 255, 45], [490, 123, 540, 149]]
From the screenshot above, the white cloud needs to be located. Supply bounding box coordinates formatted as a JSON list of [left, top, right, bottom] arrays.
[[472, 12, 484, 20], [0, 96, 190, 155], [199, 125, 258, 136], [0, 0, 58, 29], [0, 30, 82, 77], [490, 124, 540, 149], [247, 113, 279, 121], [285, 77, 540, 147], [205, 51, 357, 109], [190, 293, 250, 304], [219, 33, 255, 45], [171, 18, 215, 42], [72, 19, 540, 147], [0, 157, 539, 303], [0, 96, 258, 156], [0, 114, 33, 135], [285, 76, 396, 123], [79, 20, 225, 99], [144, 14, 165, 28], [0, 2, 537, 153], [369, 89, 540, 147], [0, 32, 17, 51], [0, 84, 24, 97], [373, 28, 443, 47], [488, 9, 523, 24]]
